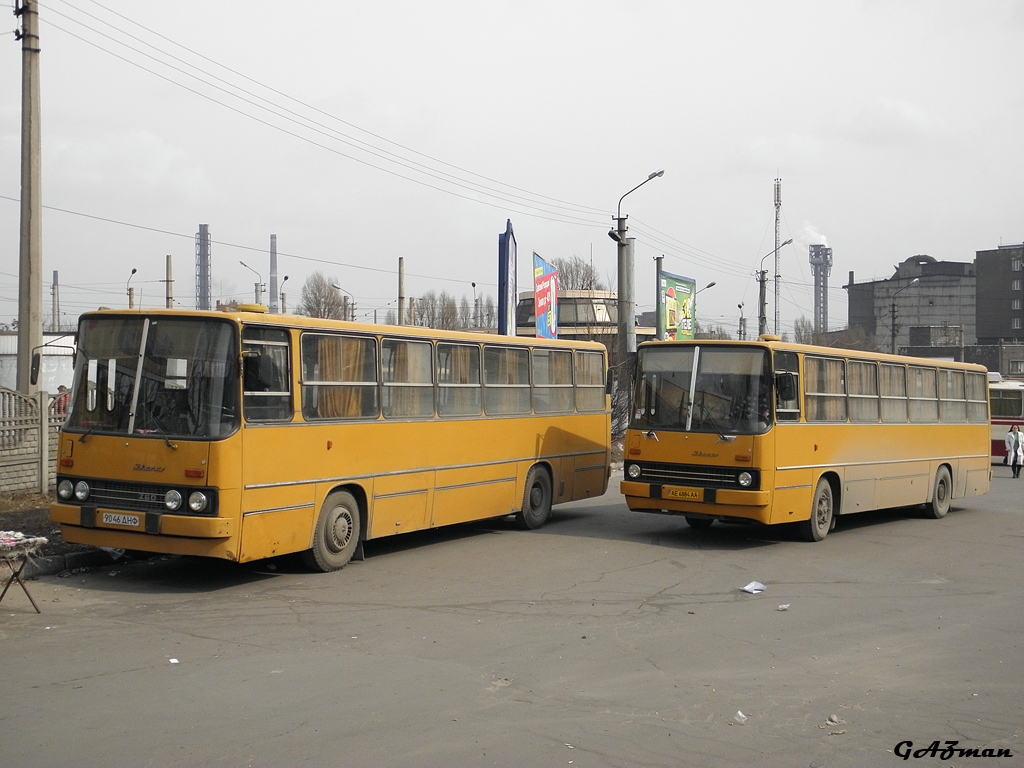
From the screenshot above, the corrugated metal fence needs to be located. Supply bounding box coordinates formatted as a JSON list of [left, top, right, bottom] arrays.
[[0, 388, 67, 494]]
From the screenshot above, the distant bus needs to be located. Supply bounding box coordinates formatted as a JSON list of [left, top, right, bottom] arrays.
[[620, 336, 990, 541], [988, 375, 1024, 459], [50, 307, 611, 570]]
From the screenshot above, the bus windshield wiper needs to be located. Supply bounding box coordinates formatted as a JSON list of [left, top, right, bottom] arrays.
[[694, 393, 736, 443], [77, 424, 100, 443], [134, 401, 178, 449]]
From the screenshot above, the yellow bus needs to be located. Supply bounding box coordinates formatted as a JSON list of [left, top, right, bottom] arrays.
[[49, 306, 610, 570], [620, 335, 990, 541]]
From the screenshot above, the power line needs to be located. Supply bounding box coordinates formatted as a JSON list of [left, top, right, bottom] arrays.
[[0, 193, 498, 288], [67, 0, 611, 217], [44, 1, 611, 227]]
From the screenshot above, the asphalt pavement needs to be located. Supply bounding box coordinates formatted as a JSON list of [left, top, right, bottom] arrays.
[[2, 466, 1021, 768]]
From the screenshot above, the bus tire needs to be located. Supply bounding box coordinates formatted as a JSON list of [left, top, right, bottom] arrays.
[[926, 465, 952, 519], [801, 477, 834, 542], [516, 466, 552, 530], [302, 490, 362, 572], [684, 515, 714, 530]]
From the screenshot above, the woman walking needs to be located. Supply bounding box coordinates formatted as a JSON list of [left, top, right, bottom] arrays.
[[1006, 424, 1024, 478]]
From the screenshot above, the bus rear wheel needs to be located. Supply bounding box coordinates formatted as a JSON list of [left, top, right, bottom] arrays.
[[801, 478, 834, 542], [684, 515, 714, 530], [303, 490, 362, 572], [516, 466, 552, 530], [926, 465, 952, 519]]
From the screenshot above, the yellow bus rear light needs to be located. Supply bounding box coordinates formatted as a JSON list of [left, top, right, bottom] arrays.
[[185, 469, 205, 478]]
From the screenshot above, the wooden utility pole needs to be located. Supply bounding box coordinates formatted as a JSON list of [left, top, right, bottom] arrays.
[[16, 0, 43, 393]]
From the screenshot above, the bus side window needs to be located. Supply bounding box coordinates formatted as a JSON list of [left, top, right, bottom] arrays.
[[242, 348, 292, 421], [774, 351, 801, 421]]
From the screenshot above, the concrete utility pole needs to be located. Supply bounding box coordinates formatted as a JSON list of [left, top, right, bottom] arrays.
[[164, 255, 174, 308], [398, 257, 406, 325], [611, 170, 664, 357], [757, 239, 791, 337], [773, 178, 782, 335], [654, 255, 665, 340], [50, 270, 58, 331], [269, 234, 279, 313], [16, 0, 43, 394]]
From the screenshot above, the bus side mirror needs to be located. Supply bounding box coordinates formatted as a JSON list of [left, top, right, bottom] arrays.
[[30, 352, 41, 386], [776, 372, 797, 401]]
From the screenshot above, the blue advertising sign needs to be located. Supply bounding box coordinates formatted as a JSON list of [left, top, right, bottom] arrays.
[[497, 220, 517, 336]]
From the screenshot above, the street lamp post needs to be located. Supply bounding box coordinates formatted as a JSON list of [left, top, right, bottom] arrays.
[[890, 277, 920, 354], [278, 275, 289, 314], [239, 261, 264, 305], [692, 281, 716, 336], [610, 170, 664, 358], [331, 282, 354, 321], [756, 238, 793, 337]]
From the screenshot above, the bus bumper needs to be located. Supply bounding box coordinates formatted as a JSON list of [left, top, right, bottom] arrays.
[[51, 503, 237, 559], [620, 480, 771, 523]]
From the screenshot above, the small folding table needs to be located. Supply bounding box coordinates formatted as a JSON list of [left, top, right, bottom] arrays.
[[0, 532, 48, 613]]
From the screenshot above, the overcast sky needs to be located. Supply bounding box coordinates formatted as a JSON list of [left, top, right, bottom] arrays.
[[2, 1, 1023, 336]]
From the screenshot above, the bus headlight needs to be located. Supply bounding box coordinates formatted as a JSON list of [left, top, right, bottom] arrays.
[[627, 464, 642, 479], [164, 490, 183, 511], [737, 472, 753, 488], [57, 479, 74, 500], [74, 481, 90, 501], [188, 492, 208, 513]]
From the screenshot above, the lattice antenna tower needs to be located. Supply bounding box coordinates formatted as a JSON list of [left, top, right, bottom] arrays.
[[809, 244, 833, 333]]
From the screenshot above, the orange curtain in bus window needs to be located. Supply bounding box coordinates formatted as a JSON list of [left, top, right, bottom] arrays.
[[383, 339, 432, 418], [806, 357, 847, 421], [447, 344, 480, 415], [317, 335, 371, 418]]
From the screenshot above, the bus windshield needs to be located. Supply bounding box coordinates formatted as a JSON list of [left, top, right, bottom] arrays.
[[66, 316, 240, 439], [631, 345, 772, 435]]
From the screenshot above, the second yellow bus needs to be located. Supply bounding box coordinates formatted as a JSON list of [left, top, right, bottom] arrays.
[[620, 336, 990, 540]]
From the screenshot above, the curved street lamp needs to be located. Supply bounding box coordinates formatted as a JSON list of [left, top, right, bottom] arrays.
[[239, 261, 264, 305], [331, 282, 355, 321], [692, 281, 716, 336], [890, 277, 920, 354], [610, 170, 664, 357], [756, 238, 792, 336]]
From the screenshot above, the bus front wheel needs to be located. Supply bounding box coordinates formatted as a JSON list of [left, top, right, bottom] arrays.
[[801, 478, 834, 542], [516, 466, 552, 530], [926, 466, 952, 519], [303, 490, 362, 572]]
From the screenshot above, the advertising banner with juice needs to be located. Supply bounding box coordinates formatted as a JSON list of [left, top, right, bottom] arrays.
[[659, 271, 696, 340]]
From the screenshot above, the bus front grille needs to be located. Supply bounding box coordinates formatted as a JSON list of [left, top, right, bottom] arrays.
[[629, 462, 760, 490], [56, 476, 218, 516]]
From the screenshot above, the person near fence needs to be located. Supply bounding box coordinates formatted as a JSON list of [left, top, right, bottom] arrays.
[[54, 386, 70, 415]]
